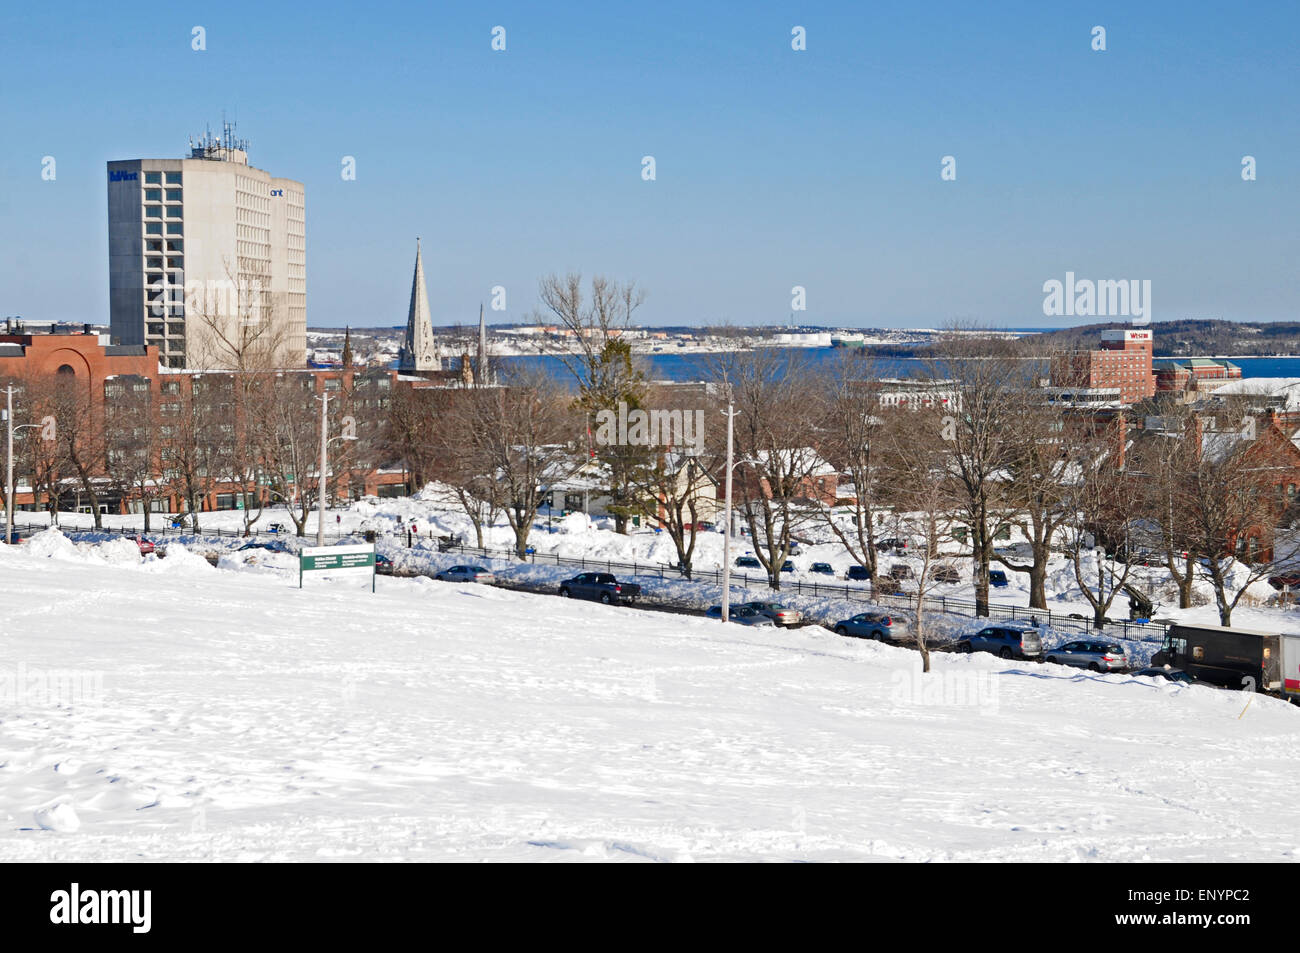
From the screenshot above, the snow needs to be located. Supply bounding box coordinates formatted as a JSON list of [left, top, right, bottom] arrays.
[[2, 533, 1299, 861]]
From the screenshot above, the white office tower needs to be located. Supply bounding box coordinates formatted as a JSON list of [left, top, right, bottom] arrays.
[[107, 122, 306, 369]]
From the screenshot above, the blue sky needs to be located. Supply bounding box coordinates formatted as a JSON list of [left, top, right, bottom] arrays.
[[2, 0, 1296, 328]]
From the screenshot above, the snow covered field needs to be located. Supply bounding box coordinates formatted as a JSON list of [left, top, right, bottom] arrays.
[[3, 533, 1300, 862]]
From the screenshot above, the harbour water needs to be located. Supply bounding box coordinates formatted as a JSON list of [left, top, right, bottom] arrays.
[[499, 348, 1300, 383]]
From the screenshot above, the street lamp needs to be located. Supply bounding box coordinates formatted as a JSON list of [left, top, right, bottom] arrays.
[[4, 385, 47, 545], [720, 399, 739, 622], [315, 389, 357, 546]]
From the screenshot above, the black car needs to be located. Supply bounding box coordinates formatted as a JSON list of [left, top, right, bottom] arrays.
[[810, 562, 835, 575], [846, 565, 872, 581], [1133, 666, 1196, 685], [929, 566, 960, 584], [988, 569, 1009, 587]]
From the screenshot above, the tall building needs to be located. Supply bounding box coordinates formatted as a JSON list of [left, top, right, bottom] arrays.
[[107, 122, 306, 369], [398, 238, 440, 371], [1050, 328, 1156, 405]]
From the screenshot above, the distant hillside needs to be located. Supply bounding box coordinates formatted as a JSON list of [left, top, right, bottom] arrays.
[[1026, 320, 1300, 357], [868, 320, 1300, 359]]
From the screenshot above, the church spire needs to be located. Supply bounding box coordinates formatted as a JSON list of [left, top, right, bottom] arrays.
[[341, 325, 353, 369], [399, 238, 438, 371]]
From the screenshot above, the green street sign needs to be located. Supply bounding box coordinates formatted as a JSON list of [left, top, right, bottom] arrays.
[[300, 544, 376, 591]]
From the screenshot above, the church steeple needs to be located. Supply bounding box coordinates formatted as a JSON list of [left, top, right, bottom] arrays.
[[399, 238, 438, 371], [341, 325, 353, 369]]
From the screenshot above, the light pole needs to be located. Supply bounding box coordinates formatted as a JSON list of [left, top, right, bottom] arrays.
[[317, 391, 328, 546], [720, 399, 738, 622], [5, 385, 44, 545], [315, 389, 357, 547]]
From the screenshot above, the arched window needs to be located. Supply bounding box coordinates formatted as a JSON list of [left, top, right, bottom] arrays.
[[56, 364, 75, 377]]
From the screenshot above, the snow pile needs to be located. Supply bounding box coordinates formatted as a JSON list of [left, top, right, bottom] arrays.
[[21, 528, 85, 562], [94, 537, 143, 565], [142, 543, 212, 574]]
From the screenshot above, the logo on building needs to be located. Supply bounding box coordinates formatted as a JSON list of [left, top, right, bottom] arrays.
[[108, 170, 138, 182]]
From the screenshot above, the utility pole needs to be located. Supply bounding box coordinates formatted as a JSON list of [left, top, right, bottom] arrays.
[[5, 386, 13, 546], [317, 390, 329, 547], [4, 385, 44, 545], [721, 399, 737, 623]]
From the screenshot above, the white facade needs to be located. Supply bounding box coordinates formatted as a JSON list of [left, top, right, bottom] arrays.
[[107, 145, 306, 369]]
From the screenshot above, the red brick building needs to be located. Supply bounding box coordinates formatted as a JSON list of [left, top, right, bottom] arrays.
[[1050, 328, 1157, 405], [0, 330, 408, 516]]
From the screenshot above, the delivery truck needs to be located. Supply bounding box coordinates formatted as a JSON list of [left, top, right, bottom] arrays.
[[1151, 623, 1300, 695]]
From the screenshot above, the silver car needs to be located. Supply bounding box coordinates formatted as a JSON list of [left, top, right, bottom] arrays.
[[1045, 640, 1130, 672], [954, 622, 1043, 660], [706, 605, 777, 627], [743, 601, 802, 627], [435, 564, 496, 584]]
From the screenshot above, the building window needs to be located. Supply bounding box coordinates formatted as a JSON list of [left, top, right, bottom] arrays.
[[144, 207, 162, 219], [166, 223, 182, 235], [166, 207, 182, 220], [146, 240, 163, 252], [145, 224, 162, 235], [145, 189, 161, 201], [166, 240, 183, 252], [165, 172, 182, 184], [145, 172, 161, 184], [166, 189, 182, 201], [167, 257, 183, 268]]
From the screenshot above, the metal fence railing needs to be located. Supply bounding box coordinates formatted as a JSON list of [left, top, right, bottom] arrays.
[[7, 519, 1168, 642], [435, 540, 1171, 642]]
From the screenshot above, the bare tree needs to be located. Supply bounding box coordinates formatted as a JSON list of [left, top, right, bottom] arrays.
[[711, 347, 830, 591], [816, 352, 887, 576], [877, 411, 962, 672], [465, 369, 578, 559], [104, 375, 161, 531], [922, 330, 1032, 616], [535, 273, 650, 533]]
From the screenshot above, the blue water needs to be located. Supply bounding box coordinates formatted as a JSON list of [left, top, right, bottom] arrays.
[[498, 349, 1300, 383]]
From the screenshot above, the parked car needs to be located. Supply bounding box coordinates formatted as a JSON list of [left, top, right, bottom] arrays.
[[558, 572, 641, 605], [1044, 640, 1130, 672], [832, 610, 907, 641], [239, 540, 291, 554], [705, 604, 776, 627], [929, 565, 960, 584], [435, 564, 495, 584], [845, 565, 872, 581], [953, 622, 1043, 660], [735, 555, 762, 570], [780, 560, 795, 573], [125, 535, 155, 555], [875, 537, 909, 553], [809, 562, 835, 575], [375, 553, 394, 575], [988, 569, 1009, 588], [888, 564, 913, 581], [1133, 666, 1196, 685], [743, 601, 802, 627]]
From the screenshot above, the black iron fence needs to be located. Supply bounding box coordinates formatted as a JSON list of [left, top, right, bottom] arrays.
[[8, 518, 1169, 643], [436, 540, 1171, 642]]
